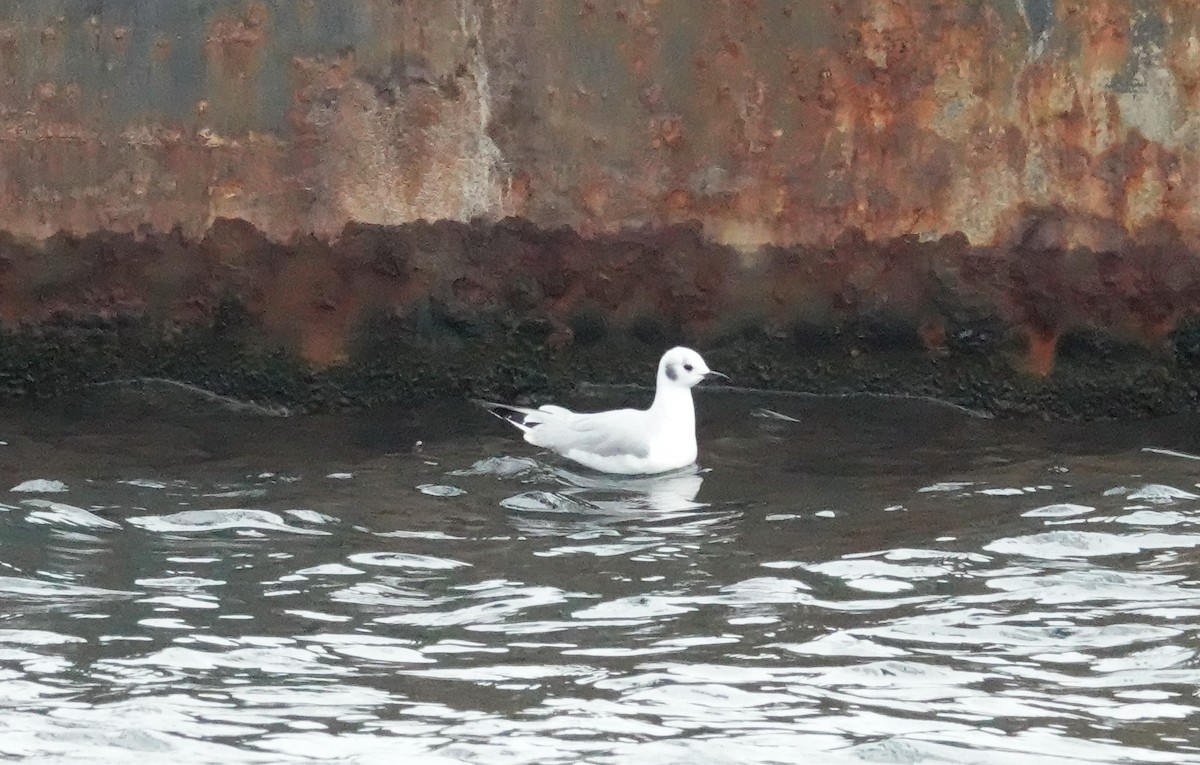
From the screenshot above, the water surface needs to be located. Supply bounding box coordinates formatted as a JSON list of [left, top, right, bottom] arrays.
[[1, 384, 1199, 763]]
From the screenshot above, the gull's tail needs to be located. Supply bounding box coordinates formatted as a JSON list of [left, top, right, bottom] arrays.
[[473, 399, 539, 433], [474, 399, 573, 434]]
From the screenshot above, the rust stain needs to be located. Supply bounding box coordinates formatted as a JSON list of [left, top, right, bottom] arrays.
[[204, 3, 268, 77], [151, 34, 172, 63], [1026, 330, 1059, 377]]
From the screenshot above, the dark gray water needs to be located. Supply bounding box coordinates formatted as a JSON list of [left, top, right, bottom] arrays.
[[2, 383, 1200, 764]]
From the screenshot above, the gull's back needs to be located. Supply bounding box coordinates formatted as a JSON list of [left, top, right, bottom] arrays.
[[522, 405, 681, 474]]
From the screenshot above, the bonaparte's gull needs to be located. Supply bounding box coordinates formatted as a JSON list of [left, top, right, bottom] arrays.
[[478, 347, 726, 475]]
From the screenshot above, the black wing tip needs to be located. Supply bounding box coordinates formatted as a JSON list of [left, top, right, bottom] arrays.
[[473, 399, 535, 430]]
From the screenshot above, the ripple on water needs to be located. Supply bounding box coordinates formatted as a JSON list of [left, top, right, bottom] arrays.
[[295, 563, 364, 576], [1115, 510, 1193, 526], [808, 659, 992, 699], [9, 479, 68, 493], [571, 594, 695, 620], [862, 614, 1182, 654], [127, 509, 330, 535], [710, 577, 813, 605], [1125, 484, 1200, 503], [417, 484, 467, 497], [918, 481, 975, 493], [987, 530, 1200, 560], [843, 732, 1194, 765], [7, 397, 1200, 764], [0, 716, 272, 764], [285, 509, 339, 524], [986, 531, 1145, 559], [346, 552, 471, 570], [804, 558, 952, 593], [0, 629, 85, 645], [500, 491, 597, 514], [777, 632, 909, 658], [134, 577, 225, 589], [295, 634, 437, 664], [984, 569, 1200, 605], [330, 582, 448, 609], [22, 499, 122, 529], [1093, 645, 1195, 673], [400, 664, 597, 684], [0, 576, 138, 601], [1023, 503, 1096, 518], [117, 478, 172, 489], [103, 644, 348, 676], [377, 583, 579, 628], [448, 456, 542, 477], [619, 682, 799, 717]]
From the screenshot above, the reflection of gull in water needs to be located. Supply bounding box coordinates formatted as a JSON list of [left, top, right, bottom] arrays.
[[498, 464, 742, 541], [550, 464, 706, 514], [449, 455, 738, 539], [451, 457, 706, 514]]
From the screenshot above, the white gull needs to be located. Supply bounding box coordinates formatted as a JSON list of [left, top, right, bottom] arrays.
[[478, 347, 725, 475]]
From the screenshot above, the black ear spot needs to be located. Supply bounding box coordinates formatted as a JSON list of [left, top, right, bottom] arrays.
[[665, 363, 678, 381]]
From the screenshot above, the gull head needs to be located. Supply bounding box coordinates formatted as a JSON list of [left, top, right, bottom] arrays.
[[657, 346, 726, 389]]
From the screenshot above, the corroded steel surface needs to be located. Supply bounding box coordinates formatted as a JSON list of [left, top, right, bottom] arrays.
[[2, 1, 1200, 396], [4, 0, 1198, 246]]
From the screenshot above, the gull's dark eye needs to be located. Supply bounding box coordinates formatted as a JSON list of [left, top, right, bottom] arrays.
[[683, 363, 694, 372]]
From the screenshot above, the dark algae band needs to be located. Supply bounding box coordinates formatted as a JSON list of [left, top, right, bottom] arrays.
[[0, 218, 1199, 419]]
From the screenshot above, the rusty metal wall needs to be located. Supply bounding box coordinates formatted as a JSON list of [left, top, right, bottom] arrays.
[[2, 0, 1195, 248], [4, 0, 1200, 401]]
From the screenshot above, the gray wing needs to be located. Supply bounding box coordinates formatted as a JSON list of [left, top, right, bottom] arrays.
[[527, 409, 652, 459]]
